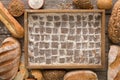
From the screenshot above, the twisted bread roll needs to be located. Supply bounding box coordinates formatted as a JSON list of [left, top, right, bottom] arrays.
[[0, 37, 21, 80]]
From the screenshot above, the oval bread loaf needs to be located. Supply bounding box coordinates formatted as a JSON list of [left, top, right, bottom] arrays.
[[0, 37, 21, 80], [108, 0, 120, 43], [64, 70, 98, 80]]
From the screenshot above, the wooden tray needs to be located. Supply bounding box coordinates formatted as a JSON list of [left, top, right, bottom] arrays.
[[24, 10, 105, 69]]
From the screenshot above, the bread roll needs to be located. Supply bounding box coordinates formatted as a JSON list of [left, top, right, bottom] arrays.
[[8, 0, 25, 17], [64, 70, 98, 80], [0, 37, 21, 80], [108, 45, 120, 80], [0, 2, 24, 38], [108, 0, 120, 43], [43, 70, 66, 80], [73, 0, 93, 9]]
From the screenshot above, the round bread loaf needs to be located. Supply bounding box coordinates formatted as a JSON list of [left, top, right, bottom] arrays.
[[8, 0, 25, 17], [43, 70, 66, 80], [64, 70, 98, 80], [0, 37, 21, 80], [108, 0, 120, 43]]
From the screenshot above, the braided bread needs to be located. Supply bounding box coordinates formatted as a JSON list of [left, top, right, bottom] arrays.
[[0, 37, 21, 80], [108, 0, 120, 43]]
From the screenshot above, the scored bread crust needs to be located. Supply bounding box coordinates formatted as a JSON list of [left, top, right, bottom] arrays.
[[64, 70, 98, 80], [0, 37, 21, 80]]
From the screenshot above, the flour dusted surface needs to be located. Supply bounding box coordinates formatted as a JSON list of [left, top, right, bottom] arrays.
[[27, 12, 102, 66]]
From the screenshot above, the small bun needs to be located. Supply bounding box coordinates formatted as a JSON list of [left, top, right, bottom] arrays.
[[8, 0, 25, 17]]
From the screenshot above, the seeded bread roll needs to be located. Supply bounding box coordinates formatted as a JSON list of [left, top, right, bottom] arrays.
[[8, 0, 25, 17], [73, 0, 93, 9], [64, 70, 98, 80], [43, 70, 66, 80], [108, 0, 120, 43], [0, 37, 21, 80]]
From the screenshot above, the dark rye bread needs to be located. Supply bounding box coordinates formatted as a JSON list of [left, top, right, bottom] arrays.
[[0, 37, 21, 80], [73, 0, 93, 9]]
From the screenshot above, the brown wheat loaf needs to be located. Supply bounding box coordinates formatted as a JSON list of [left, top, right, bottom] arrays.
[[108, 0, 120, 43], [0, 37, 21, 80]]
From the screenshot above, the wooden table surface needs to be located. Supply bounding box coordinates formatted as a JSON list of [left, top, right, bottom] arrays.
[[0, 0, 118, 80]]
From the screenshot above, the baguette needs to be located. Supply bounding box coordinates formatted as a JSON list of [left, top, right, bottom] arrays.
[[0, 2, 24, 38], [0, 37, 21, 80], [108, 45, 120, 80]]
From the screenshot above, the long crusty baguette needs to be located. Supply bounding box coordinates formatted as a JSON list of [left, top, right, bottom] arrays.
[[0, 37, 21, 80], [108, 45, 120, 80], [0, 2, 24, 38]]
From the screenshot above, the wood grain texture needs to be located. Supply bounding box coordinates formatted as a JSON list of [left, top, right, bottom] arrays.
[[0, 0, 119, 80]]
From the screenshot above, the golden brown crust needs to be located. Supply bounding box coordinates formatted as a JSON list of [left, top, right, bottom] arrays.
[[108, 45, 120, 80], [0, 2, 24, 38], [114, 71, 120, 80], [64, 71, 98, 80]]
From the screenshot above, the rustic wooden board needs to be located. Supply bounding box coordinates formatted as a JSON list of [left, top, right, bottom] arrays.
[[24, 10, 105, 69]]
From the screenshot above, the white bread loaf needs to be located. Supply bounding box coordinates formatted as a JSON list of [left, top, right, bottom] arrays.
[[108, 0, 120, 43], [64, 70, 98, 80], [0, 37, 21, 80], [0, 1, 24, 38], [108, 45, 120, 80]]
